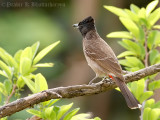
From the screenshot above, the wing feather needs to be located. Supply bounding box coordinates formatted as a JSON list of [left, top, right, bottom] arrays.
[[83, 38, 123, 79]]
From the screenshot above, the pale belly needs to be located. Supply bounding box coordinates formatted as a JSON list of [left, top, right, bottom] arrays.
[[85, 54, 112, 78]]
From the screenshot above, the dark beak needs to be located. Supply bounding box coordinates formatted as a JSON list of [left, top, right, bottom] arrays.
[[72, 24, 79, 28]]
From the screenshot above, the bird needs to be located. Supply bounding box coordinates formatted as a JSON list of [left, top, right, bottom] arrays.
[[73, 16, 140, 109]]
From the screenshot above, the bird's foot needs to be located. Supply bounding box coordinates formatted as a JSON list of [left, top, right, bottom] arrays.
[[102, 77, 112, 84], [88, 81, 94, 85]]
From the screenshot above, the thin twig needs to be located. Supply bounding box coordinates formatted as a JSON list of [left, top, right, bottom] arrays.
[[140, 28, 149, 120], [0, 63, 160, 118], [144, 31, 149, 67], [6, 85, 17, 104]]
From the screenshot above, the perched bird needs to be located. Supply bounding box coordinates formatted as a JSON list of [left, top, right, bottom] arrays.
[[73, 16, 140, 109]]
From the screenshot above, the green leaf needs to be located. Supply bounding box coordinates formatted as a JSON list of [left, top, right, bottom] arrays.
[[50, 111, 56, 120], [22, 77, 36, 93], [33, 41, 60, 65], [0, 117, 7, 120], [119, 17, 139, 38], [117, 51, 136, 58], [147, 31, 160, 49], [149, 80, 160, 91], [41, 109, 46, 119], [153, 54, 160, 64], [57, 103, 73, 120], [119, 59, 134, 69], [45, 106, 55, 119], [126, 57, 144, 69], [124, 9, 139, 23], [29, 68, 37, 73], [17, 77, 25, 89], [145, 99, 155, 108], [0, 82, 7, 96], [0, 48, 18, 68], [154, 31, 160, 47], [149, 108, 160, 120], [31, 41, 40, 60], [126, 40, 143, 55], [53, 106, 60, 115], [130, 4, 140, 14], [143, 107, 151, 120], [138, 26, 145, 43], [4, 80, 12, 95], [4, 54, 18, 71], [148, 8, 160, 27], [27, 109, 42, 118], [118, 41, 130, 50], [130, 67, 142, 72], [20, 47, 33, 60], [148, 31, 156, 50], [138, 8, 146, 19], [71, 113, 91, 120], [130, 79, 145, 101], [138, 43, 145, 59], [149, 49, 159, 65], [19, 47, 33, 75], [20, 57, 32, 75], [153, 101, 160, 108], [146, 0, 159, 16], [42, 101, 50, 107], [115, 87, 120, 91], [0, 70, 8, 78], [130, 81, 138, 99], [14, 50, 22, 64], [94, 117, 101, 120], [0, 93, 2, 103], [118, 39, 142, 56], [35, 73, 48, 93], [48, 99, 59, 107], [104, 6, 129, 18], [64, 108, 80, 120], [107, 31, 133, 39], [139, 91, 153, 103], [33, 63, 54, 68], [0, 60, 11, 79], [119, 40, 145, 59], [153, 25, 160, 29]]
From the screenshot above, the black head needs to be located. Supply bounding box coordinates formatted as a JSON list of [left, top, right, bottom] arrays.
[[73, 16, 96, 37]]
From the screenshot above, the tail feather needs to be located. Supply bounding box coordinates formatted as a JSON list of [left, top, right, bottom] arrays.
[[113, 77, 140, 109]]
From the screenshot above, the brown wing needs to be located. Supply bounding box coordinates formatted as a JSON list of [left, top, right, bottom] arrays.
[[83, 38, 124, 80]]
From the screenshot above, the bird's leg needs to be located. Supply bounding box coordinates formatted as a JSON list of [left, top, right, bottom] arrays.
[[88, 76, 98, 85]]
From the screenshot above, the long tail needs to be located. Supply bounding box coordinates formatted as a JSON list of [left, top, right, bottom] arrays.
[[113, 77, 140, 109]]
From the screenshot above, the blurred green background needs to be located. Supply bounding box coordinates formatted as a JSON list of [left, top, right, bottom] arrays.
[[0, 0, 157, 119]]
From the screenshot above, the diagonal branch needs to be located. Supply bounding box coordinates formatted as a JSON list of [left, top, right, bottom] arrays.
[[0, 63, 160, 118]]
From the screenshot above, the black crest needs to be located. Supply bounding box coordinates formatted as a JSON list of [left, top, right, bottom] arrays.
[[78, 16, 94, 26], [75, 16, 95, 37]]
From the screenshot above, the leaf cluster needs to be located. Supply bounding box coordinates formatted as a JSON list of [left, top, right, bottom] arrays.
[[0, 41, 101, 119], [104, 0, 160, 119], [28, 101, 100, 120]]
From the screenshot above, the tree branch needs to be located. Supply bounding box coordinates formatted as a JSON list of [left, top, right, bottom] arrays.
[[0, 63, 160, 118]]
